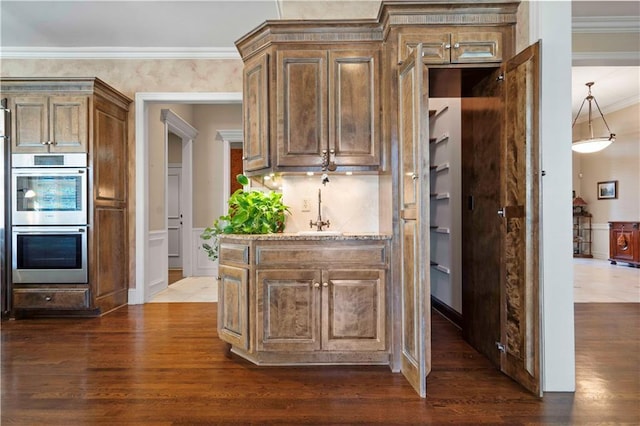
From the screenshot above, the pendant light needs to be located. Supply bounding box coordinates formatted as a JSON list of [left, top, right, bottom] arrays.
[[571, 82, 615, 154]]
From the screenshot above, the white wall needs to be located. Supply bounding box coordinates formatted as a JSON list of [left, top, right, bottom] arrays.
[[529, 0, 576, 392], [573, 103, 640, 259]]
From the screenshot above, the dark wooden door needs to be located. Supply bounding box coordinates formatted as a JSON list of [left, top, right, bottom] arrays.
[[397, 44, 431, 398], [500, 41, 541, 396], [461, 67, 504, 368]]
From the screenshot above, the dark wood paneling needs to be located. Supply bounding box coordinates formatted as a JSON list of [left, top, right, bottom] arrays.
[[94, 97, 128, 203], [92, 207, 127, 313], [461, 67, 503, 367]]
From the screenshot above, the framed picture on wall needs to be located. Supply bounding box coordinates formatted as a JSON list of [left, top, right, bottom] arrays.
[[597, 180, 618, 200]]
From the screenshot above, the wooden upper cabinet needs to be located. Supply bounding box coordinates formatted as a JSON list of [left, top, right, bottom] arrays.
[[11, 95, 88, 153], [274, 47, 380, 170], [243, 52, 270, 173], [398, 28, 505, 65], [329, 50, 380, 168], [276, 50, 327, 168]]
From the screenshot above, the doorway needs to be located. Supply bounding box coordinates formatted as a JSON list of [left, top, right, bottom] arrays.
[[133, 92, 243, 305]]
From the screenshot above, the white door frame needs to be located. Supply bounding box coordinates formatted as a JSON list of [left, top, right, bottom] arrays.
[[162, 109, 198, 281], [132, 92, 242, 304], [217, 129, 244, 203]]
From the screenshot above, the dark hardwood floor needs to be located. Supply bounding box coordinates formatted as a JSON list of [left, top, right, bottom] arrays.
[[2, 303, 638, 425]]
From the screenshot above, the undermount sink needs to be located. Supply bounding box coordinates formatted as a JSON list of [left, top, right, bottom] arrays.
[[297, 230, 342, 236]]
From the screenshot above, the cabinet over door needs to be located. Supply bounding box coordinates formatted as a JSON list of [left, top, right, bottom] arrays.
[[243, 52, 270, 172], [398, 32, 450, 65], [256, 269, 321, 352], [218, 265, 249, 350], [397, 44, 431, 398], [500, 41, 541, 396], [328, 49, 380, 167], [398, 29, 505, 65], [451, 31, 503, 64], [322, 269, 386, 352], [276, 50, 327, 168]]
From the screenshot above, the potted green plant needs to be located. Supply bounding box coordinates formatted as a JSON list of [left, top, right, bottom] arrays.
[[201, 174, 290, 261]]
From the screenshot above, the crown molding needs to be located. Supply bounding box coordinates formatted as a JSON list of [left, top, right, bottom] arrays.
[[572, 16, 640, 34], [0, 47, 241, 60], [217, 129, 243, 143], [572, 50, 640, 66]]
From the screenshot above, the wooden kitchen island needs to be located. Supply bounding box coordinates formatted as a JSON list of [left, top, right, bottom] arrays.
[[217, 234, 391, 365]]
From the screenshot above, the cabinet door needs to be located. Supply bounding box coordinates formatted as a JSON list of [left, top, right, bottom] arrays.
[[609, 225, 637, 263], [243, 52, 270, 172], [328, 49, 380, 168], [322, 269, 386, 351], [398, 32, 450, 65], [451, 31, 503, 63], [256, 269, 321, 352], [276, 50, 327, 168], [10, 96, 49, 152], [218, 265, 249, 350], [49, 96, 88, 152], [10, 95, 88, 153]]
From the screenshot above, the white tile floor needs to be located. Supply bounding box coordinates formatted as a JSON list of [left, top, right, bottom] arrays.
[[148, 276, 218, 303], [148, 258, 639, 303], [573, 257, 639, 303]]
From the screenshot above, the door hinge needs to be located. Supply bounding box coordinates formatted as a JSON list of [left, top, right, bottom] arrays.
[[541, 170, 546, 177], [496, 341, 506, 353]]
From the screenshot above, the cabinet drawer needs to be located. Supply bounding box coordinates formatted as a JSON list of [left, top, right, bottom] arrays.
[[13, 288, 90, 310], [220, 243, 250, 265], [256, 244, 387, 267]]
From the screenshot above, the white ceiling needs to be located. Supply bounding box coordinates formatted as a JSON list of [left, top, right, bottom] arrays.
[[1, 1, 639, 116]]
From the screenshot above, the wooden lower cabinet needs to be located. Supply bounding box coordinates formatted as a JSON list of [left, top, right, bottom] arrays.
[[609, 222, 640, 267], [256, 268, 386, 353], [218, 236, 390, 365], [218, 265, 249, 350]]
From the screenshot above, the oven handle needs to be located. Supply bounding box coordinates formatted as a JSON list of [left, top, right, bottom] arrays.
[[12, 226, 88, 234]]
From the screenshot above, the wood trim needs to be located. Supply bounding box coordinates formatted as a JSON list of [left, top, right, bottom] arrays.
[[431, 296, 462, 329]]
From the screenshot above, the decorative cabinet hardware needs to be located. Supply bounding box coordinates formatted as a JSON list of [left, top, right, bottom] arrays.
[[399, 29, 505, 65]]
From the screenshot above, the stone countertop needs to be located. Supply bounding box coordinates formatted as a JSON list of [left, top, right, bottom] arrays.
[[219, 233, 391, 241]]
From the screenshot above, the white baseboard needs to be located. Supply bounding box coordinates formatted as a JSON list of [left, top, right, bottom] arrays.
[[147, 230, 168, 301], [192, 228, 218, 277]]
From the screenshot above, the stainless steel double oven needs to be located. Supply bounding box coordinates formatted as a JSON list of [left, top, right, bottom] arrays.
[[11, 153, 89, 284]]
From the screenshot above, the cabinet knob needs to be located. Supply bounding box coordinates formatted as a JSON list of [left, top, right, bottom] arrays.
[[44, 296, 52, 301], [444, 43, 451, 50], [453, 43, 460, 49], [313, 282, 320, 288], [322, 282, 328, 288]]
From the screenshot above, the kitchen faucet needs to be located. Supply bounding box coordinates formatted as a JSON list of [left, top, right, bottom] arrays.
[[309, 188, 330, 231]]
